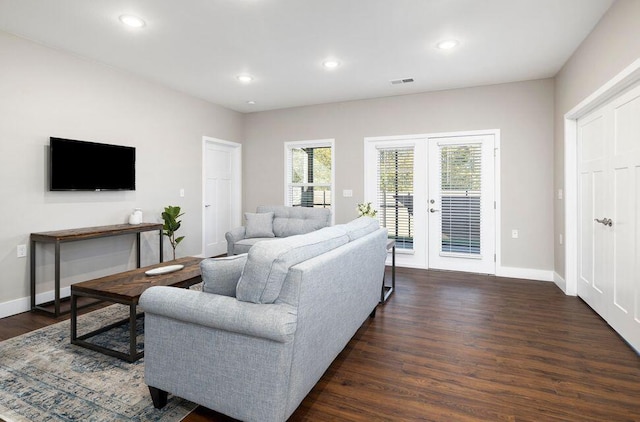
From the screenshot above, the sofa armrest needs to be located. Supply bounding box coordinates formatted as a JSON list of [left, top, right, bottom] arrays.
[[225, 226, 247, 255], [140, 286, 297, 343]]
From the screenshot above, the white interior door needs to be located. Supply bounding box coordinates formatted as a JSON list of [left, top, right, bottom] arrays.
[[577, 108, 608, 313], [203, 138, 241, 257], [577, 82, 640, 352], [427, 135, 496, 274]]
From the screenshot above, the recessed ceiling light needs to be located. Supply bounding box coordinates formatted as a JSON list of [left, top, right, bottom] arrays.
[[237, 75, 253, 83], [322, 60, 340, 69], [119, 15, 145, 28], [247, 100, 256, 105], [436, 40, 459, 50]]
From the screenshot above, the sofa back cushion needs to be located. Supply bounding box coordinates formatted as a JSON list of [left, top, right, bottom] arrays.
[[339, 216, 380, 241], [257, 205, 330, 237], [236, 226, 348, 303]]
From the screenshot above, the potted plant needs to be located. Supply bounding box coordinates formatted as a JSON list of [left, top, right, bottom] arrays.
[[162, 205, 184, 260], [357, 202, 377, 218]]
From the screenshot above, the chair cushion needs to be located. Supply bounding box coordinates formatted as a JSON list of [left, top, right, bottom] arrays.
[[244, 212, 275, 238], [233, 237, 277, 255], [236, 226, 349, 304]]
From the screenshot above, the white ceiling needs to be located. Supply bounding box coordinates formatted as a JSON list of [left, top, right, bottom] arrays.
[[0, 0, 614, 113]]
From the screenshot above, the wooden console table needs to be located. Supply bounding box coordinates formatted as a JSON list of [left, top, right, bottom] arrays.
[[30, 223, 163, 317]]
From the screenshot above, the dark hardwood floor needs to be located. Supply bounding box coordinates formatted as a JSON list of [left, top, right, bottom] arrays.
[[2, 268, 639, 421]]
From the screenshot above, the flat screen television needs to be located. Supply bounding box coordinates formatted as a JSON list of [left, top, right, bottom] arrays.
[[49, 137, 136, 191]]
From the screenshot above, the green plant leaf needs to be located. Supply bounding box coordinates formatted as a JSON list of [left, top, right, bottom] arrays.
[[175, 236, 185, 245]]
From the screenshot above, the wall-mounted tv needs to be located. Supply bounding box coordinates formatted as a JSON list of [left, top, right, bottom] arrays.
[[49, 137, 136, 191]]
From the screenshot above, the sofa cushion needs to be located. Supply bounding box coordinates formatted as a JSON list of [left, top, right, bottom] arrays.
[[201, 254, 248, 297], [236, 226, 349, 303], [233, 237, 276, 255], [341, 216, 380, 241], [244, 212, 275, 238], [257, 206, 330, 237]]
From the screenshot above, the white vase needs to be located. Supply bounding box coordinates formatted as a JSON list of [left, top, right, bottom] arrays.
[[128, 208, 142, 225]]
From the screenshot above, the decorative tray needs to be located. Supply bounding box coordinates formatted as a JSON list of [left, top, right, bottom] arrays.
[[145, 264, 184, 276]]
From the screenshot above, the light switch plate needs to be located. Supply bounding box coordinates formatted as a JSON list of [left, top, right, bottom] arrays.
[[17, 244, 27, 258]]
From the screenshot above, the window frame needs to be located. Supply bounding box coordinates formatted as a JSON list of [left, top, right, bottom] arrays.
[[284, 139, 335, 223]]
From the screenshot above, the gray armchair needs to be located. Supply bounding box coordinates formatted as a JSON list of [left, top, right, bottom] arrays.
[[225, 205, 331, 255]]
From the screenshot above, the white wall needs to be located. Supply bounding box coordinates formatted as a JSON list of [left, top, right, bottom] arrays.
[[243, 79, 555, 274], [0, 32, 243, 315], [554, 0, 640, 279]]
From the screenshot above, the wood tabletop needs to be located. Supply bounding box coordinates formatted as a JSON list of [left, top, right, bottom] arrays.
[[31, 223, 163, 243], [71, 256, 203, 302]]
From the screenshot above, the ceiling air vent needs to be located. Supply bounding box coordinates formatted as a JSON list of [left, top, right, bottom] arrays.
[[390, 77, 415, 85]]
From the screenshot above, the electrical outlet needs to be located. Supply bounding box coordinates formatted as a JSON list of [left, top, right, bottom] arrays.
[[17, 244, 27, 258], [511, 229, 519, 239]]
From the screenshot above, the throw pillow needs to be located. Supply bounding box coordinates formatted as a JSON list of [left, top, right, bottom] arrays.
[[201, 254, 248, 297], [244, 212, 275, 238]]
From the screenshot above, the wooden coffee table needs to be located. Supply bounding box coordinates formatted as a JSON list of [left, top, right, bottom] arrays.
[[70, 256, 203, 362]]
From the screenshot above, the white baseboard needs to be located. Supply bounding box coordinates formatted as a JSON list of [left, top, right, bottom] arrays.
[[0, 287, 71, 319], [553, 272, 570, 295], [389, 261, 555, 281], [495, 266, 554, 282]]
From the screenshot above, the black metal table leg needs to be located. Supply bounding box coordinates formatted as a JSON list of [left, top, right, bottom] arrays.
[[130, 303, 137, 362]]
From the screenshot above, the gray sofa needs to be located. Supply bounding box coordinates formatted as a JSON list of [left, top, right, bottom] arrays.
[[225, 205, 331, 256], [139, 217, 387, 422]]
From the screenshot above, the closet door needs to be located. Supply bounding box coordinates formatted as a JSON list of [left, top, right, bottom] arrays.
[[577, 82, 640, 352], [607, 85, 640, 350]]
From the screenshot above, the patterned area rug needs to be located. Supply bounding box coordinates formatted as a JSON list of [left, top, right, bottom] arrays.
[[0, 304, 197, 422]]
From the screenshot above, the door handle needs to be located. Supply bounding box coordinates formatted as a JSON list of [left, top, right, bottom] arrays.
[[205, 204, 211, 208], [430, 208, 440, 213], [594, 218, 613, 227]]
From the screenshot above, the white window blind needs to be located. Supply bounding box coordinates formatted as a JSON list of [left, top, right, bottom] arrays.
[[439, 144, 482, 256], [377, 147, 414, 250], [285, 144, 332, 209]]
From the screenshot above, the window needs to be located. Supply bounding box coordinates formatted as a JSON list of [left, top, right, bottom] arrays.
[[377, 147, 414, 250], [285, 140, 334, 213], [439, 144, 482, 255]]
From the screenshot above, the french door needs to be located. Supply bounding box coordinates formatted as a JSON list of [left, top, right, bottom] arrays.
[[427, 135, 496, 273], [365, 131, 496, 273], [577, 82, 640, 352]]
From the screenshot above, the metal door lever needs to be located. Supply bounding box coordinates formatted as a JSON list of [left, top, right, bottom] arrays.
[[594, 218, 613, 227], [430, 208, 439, 213]]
